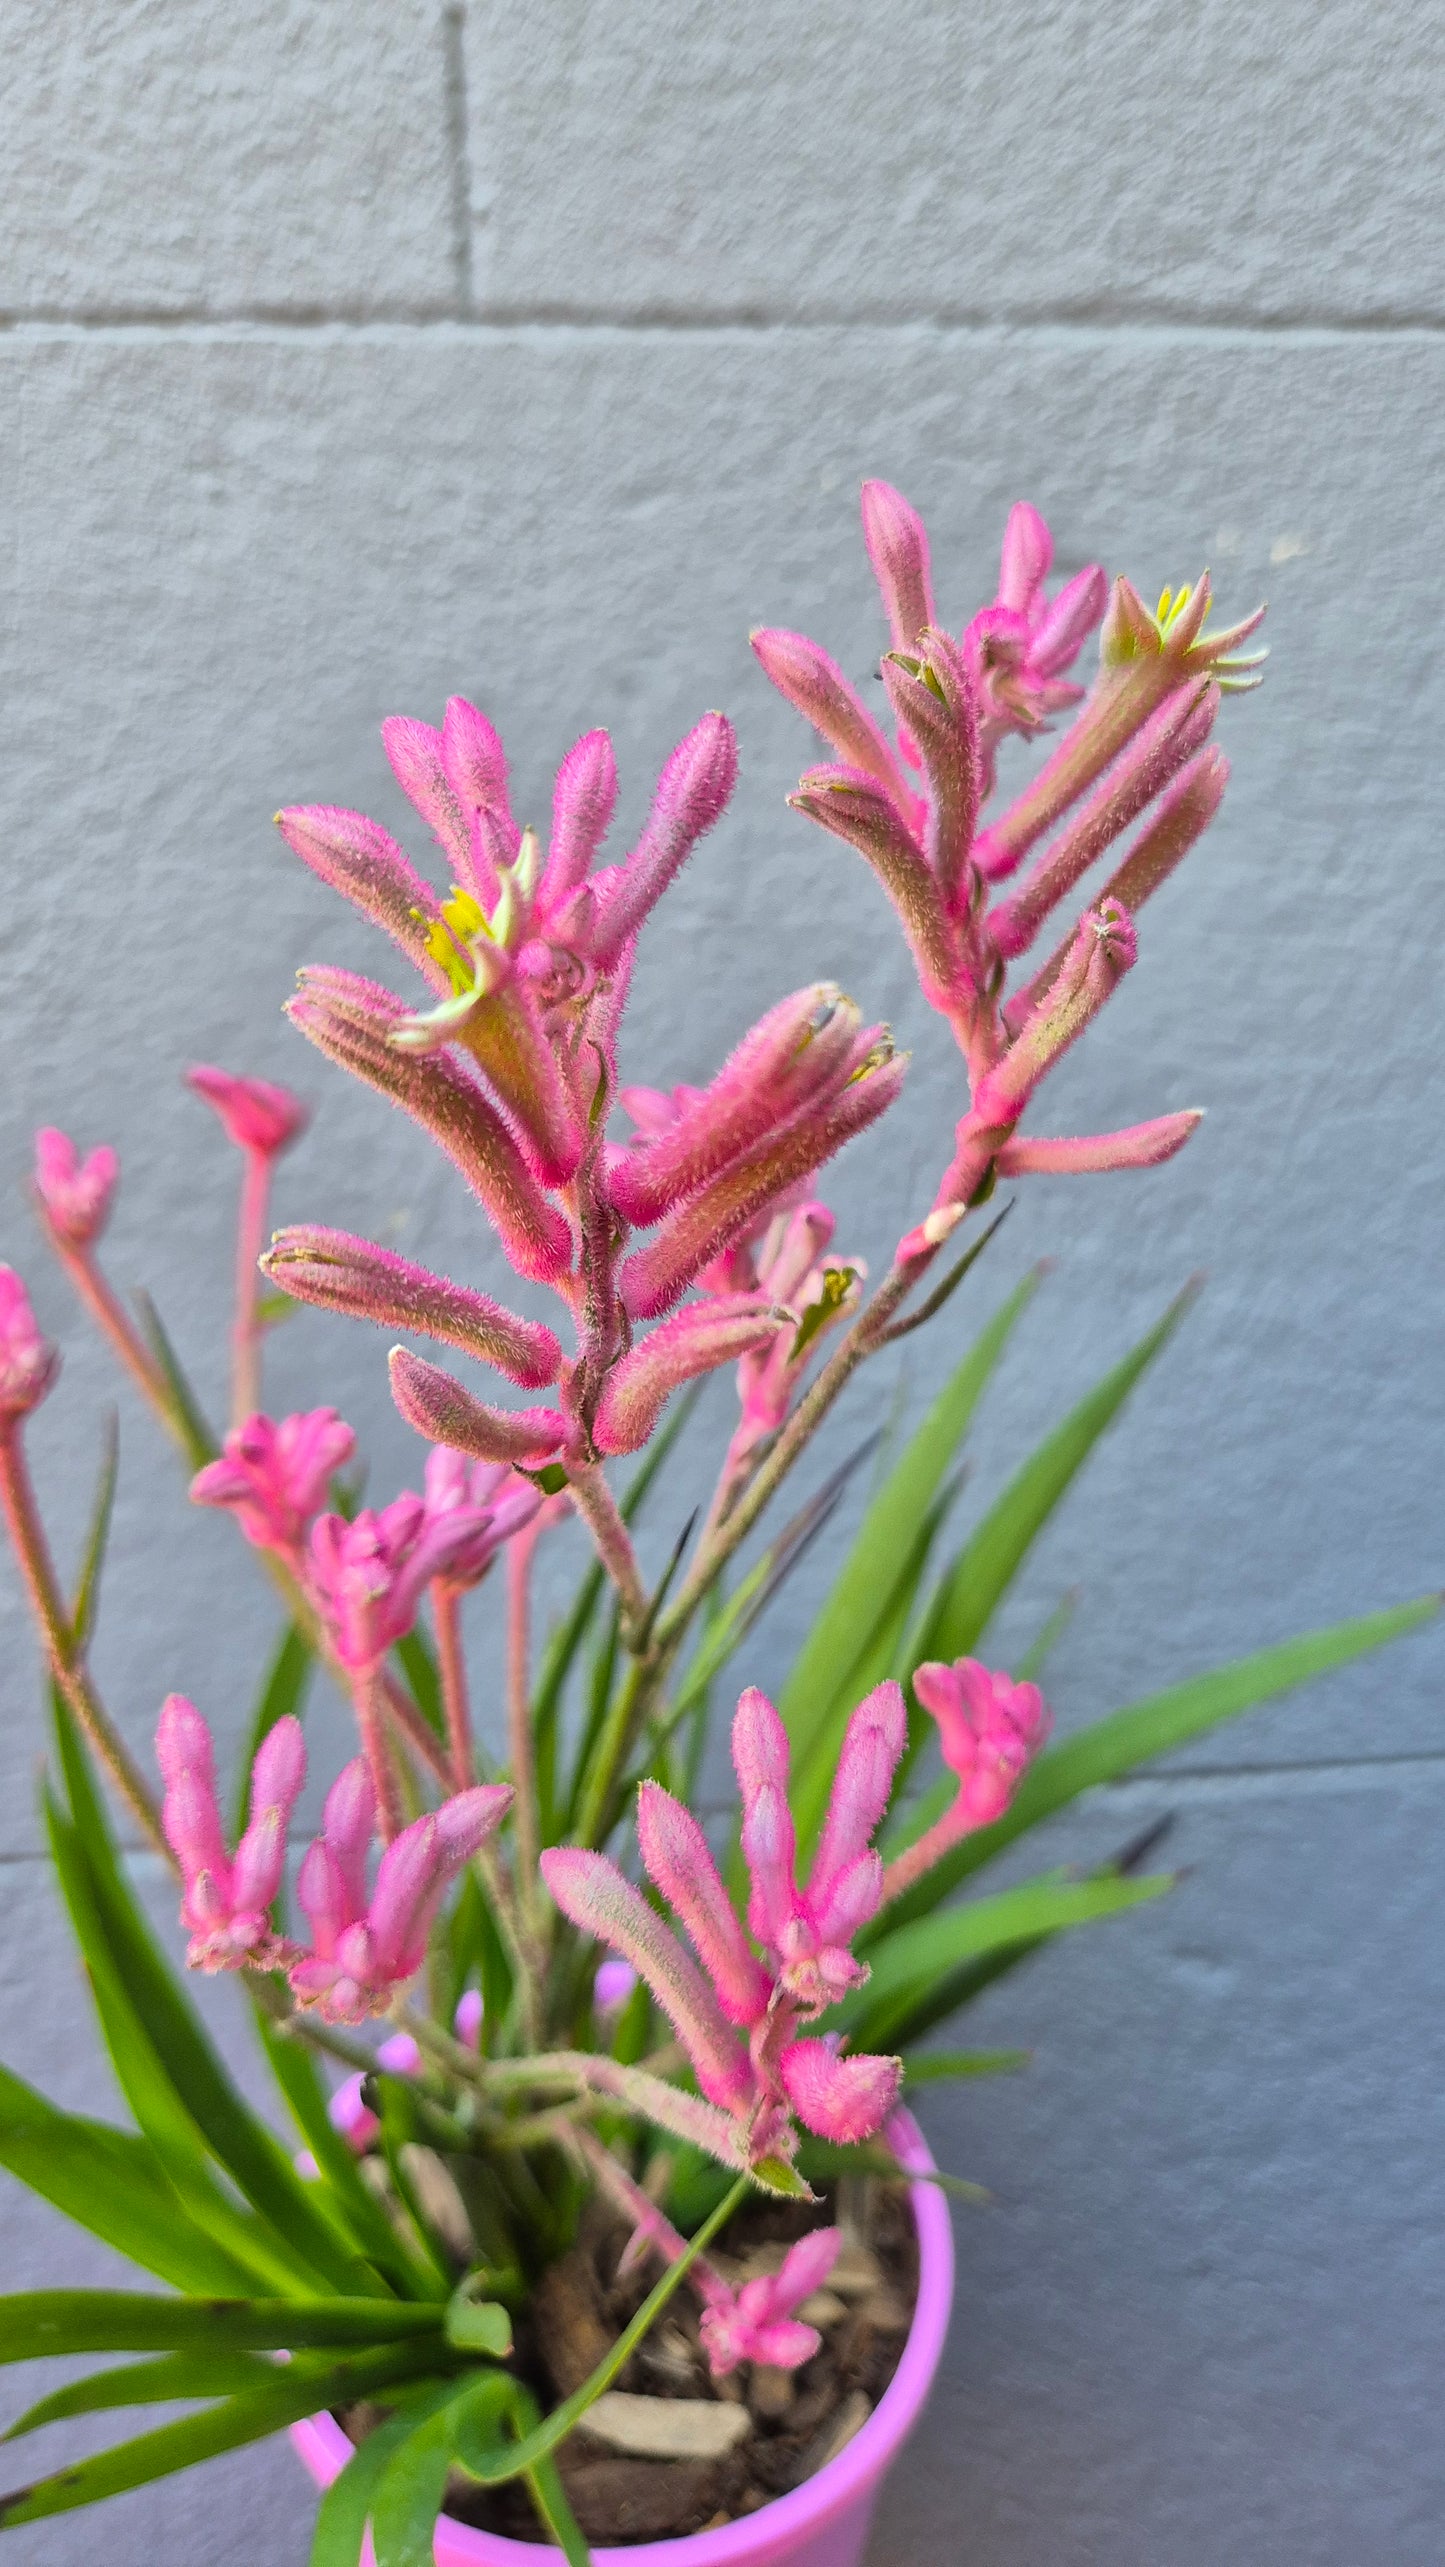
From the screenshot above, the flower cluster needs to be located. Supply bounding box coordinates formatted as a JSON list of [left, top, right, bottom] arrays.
[[543, 1684, 910, 2167], [756, 483, 1263, 1245]]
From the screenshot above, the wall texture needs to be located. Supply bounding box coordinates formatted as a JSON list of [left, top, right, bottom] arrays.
[[2, 5, 1443, 2559]]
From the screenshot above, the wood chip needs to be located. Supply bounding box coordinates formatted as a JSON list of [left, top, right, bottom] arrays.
[[579, 2392, 752, 2462], [796, 2288, 848, 2328], [827, 2244, 884, 2299], [748, 2363, 796, 2422], [855, 2289, 909, 2333], [533, 2249, 613, 2399], [808, 2388, 872, 2473]]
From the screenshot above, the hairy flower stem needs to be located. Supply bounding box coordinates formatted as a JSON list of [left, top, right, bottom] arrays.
[[506, 1524, 543, 1945], [352, 1662, 406, 1843], [432, 1580, 475, 1790], [655, 1250, 932, 1652], [0, 1424, 170, 1862], [567, 1461, 648, 1640], [34, 1209, 183, 1451], [231, 1146, 272, 1429]]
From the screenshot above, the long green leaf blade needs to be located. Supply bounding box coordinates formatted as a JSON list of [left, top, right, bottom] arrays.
[[309, 2384, 463, 2567], [0, 2344, 451, 2528], [0, 2069, 258, 2297], [883, 1593, 1440, 1933], [843, 1871, 1172, 2047], [0, 2291, 447, 2364], [780, 1270, 1043, 1777], [2, 2353, 275, 2441], [914, 1280, 1199, 1675]]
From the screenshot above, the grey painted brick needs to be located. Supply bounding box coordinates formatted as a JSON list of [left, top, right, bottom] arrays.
[[0, 323, 1441, 1870], [0, 1, 458, 317], [465, 0, 1445, 324]]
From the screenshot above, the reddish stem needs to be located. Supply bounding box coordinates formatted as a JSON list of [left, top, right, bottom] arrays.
[[231, 1147, 271, 1429], [352, 1661, 405, 1843], [432, 1580, 474, 1792]]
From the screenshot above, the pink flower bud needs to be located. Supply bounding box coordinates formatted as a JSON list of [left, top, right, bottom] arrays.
[[381, 713, 476, 882], [880, 629, 982, 907], [275, 806, 449, 989], [388, 1346, 567, 1467], [997, 1112, 1203, 1176], [779, 2039, 901, 2145], [190, 1408, 356, 1559], [187, 1066, 308, 1159], [592, 1298, 789, 1456], [545, 728, 619, 900], [605, 985, 864, 1231], [637, 1782, 772, 2028], [618, 1036, 904, 1320], [750, 629, 905, 798], [156, 1695, 306, 1971], [587, 712, 738, 965], [441, 697, 516, 900], [541, 1846, 754, 2115], [786, 766, 954, 1001], [33, 1128, 119, 1249], [287, 969, 573, 1284], [261, 1226, 563, 1390], [308, 1491, 504, 1671], [699, 2228, 842, 2377], [0, 1268, 60, 1423], [860, 480, 937, 652], [972, 901, 1137, 1128], [913, 1656, 1051, 1829], [423, 1446, 542, 1587]]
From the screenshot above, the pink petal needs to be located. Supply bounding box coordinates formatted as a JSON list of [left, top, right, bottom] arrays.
[[636, 1784, 771, 2028], [780, 2040, 901, 2145]]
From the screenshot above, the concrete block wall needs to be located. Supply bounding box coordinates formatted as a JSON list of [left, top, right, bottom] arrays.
[[1, 6, 1441, 2557]]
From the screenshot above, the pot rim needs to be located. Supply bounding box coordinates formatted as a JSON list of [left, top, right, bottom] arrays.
[[291, 2108, 953, 2564]]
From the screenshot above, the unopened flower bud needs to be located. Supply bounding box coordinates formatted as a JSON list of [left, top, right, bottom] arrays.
[[0, 1268, 59, 1423]]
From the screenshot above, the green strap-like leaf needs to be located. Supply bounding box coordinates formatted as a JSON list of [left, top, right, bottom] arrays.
[[69, 1411, 120, 1648], [371, 2377, 512, 2567], [843, 1871, 1172, 2048], [881, 1592, 1441, 1935], [913, 1280, 1199, 1677], [0, 2342, 451, 2528], [0, 2290, 448, 2365], [131, 1290, 218, 1468], [0, 2066, 257, 2298], [309, 2382, 465, 2567], [50, 1694, 372, 2295], [780, 1271, 1043, 1777], [2, 2352, 276, 2442]]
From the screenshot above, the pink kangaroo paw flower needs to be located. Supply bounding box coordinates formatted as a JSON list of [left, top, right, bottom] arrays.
[[190, 1408, 356, 1560], [972, 901, 1137, 1130], [976, 572, 1263, 883], [441, 695, 517, 901], [618, 1035, 904, 1321], [287, 968, 573, 1284], [541, 1847, 754, 2116], [187, 1067, 307, 1160], [261, 1226, 563, 1390], [750, 629, 907, 800], [544, 728, 619, 901], [395, 965, 586, 1191], [860, 480, 937, 654], [605, 984, 865, 1231], [698, 2226, 842, 2377], [308, 1489, 496, 1671], [381, 713, 481, 886], [997, 501, 1053, 613], [367, 1785, 511, 1983], [275, 806, 450, 991], [1001, 748, 1228, 1043], [33, 1130, 119, 1248], [388, 1347, 568, 1467], [0, 1269, 60, 1422], [780, 2040, 901, 2145], [229, 1715, 307, 1920], [786, 766, 959, 1008], [880, 629, 983, 912], [808, 1680, 906, 1930], [882, 1658, 1052, 1905], [587, 712, 738, 968], [318, 1757, 376, 1927], [156, 1694, 231, 1913], [423, 1446, 543, 1587], [985, 678, 1218, 961], [592, 1298, 790, 1456], [997, 1112, 1203, 1176], [636, 1782, 772, 2027]]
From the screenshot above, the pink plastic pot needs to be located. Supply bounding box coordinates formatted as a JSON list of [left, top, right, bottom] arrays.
[[291, 2114, 953, 2567]]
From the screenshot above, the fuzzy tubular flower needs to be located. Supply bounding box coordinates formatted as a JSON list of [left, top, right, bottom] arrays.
[[972, 901, 1138, 1129], [287, 968, 573, 1285], [698, 2228, 843, 2377], [190, 1408, 356, 1561], [540, 1845, 756, 2116], [860, 479, 937, 654], [291, 1777, 511, 2025], [388, 1346, 568, 1467], [156, 1695, 305, 1971], [618, 1037, 905, 1321], [880, 1658, 1051, 1906], [779, 2040, 902, 2146], [881, 628, 983, 910], [186, 1066, 308, 1159], [307, 1490, 501, 1672], [604, 984, 865, 1230], [635, 1781, 773, 2028], [0, 1268, 60, 1423], [592, 1298, 792, 1457], [996, 1113, 1203, 1176], [33, 1130, 119, 1249], [422, 1446, 542, 1587], [786, 766, 959, 1010], [261, 1226, 563, 1390], [749, 629, 907, 800], [585, 712, 738, 967], [544, 728, 620, 902], [275, 806, 450, 989]]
